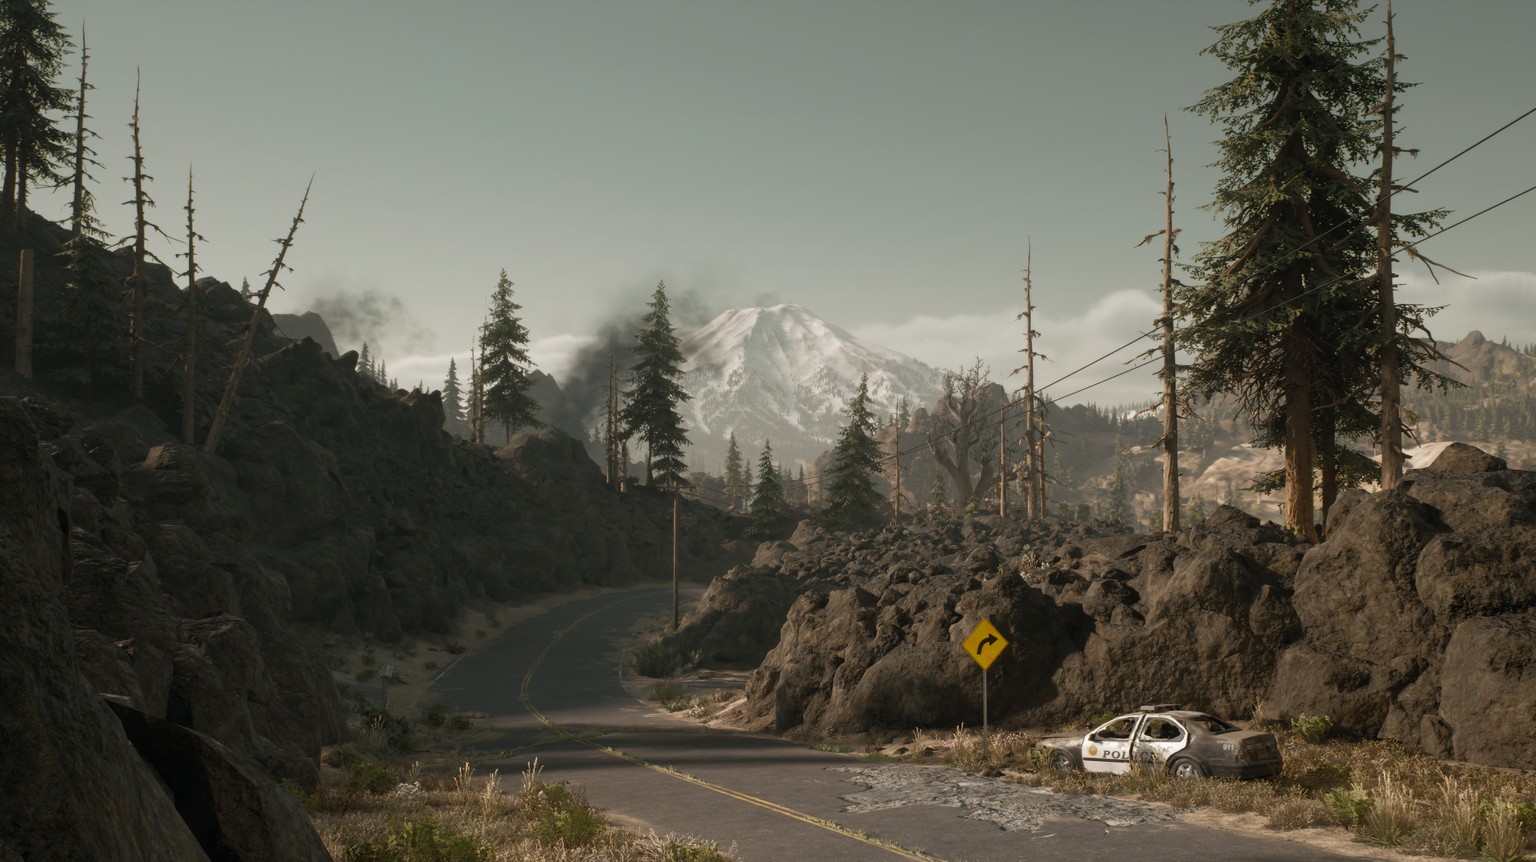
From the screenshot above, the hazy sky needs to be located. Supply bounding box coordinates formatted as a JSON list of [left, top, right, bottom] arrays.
[[36, 0, 1536, 407]]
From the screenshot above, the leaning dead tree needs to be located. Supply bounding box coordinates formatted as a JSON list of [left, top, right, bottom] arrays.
[[178, 167, 205, 445], [203, 178, 312, 454], [1138, 115, 1183, 531]]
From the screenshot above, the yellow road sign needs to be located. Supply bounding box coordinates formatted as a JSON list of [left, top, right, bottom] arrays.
[[962, 618, 1008, 670]]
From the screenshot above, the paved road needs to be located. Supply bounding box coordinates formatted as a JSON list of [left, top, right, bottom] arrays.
[[429, 585, 1379, 862]]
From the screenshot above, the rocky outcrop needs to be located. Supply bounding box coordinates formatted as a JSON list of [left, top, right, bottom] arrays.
[[0, 398, 210, 861], [682, 456, 1536, 768]]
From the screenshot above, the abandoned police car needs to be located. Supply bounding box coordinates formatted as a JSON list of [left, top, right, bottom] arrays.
[[1036, 705, 1282, 779]]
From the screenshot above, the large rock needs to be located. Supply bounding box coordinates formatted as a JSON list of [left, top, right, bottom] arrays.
[[0, 399, 209, 862]]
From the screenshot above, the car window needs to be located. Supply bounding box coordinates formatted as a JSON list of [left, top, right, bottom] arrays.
[[1184, 714, 1237, 734], [1095, 717, 1137, 740], [1141, 718, 1184, 741]]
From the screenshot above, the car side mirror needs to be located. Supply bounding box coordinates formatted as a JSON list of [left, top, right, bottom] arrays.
[[1087, 733, 1099, 742]]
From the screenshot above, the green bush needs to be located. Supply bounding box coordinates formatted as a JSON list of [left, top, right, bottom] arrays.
[[525, 781, 605, 848], [1291, 713, 1334, 744], [323, 745, 365, 770], [1322, 786, 1373, 828], [664, 842, 732, 862], [650, 678, 689, 710], [421, 703, 448, 729], [280, 778, 315, 812], [343, 760, 398, 796], [341, 815, 491, 862], [448, 713, 474, 732], [630, 639, 687, 678]]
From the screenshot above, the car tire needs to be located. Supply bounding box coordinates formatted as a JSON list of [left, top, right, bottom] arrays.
[[1051, 750, 1076, 772], [1169, 756, 1207, 779]]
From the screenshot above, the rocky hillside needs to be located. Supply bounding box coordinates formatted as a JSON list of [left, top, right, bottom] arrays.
[[0, 215, 737, 861], [670, 443, 1536, 770]]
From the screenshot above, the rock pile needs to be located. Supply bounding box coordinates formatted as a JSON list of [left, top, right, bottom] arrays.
[[677, 446, 1536, 769]]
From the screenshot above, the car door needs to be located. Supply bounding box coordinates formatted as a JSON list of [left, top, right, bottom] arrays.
[[1082, 715, 1141, 773], [1131, 716, 1189, 769]]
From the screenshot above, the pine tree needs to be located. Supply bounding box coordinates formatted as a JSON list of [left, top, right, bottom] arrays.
[[747, 440, 787, 538], [723, 432, 747, 509], [929, 472, 949, 515], [1181, 0, 1392, 539], [0, 0, 71, 229], [821, 374, 884, 531], [441, 357, 464, 431], [742, 457, 754, 504], [619, 281, 691, 490], [479, 269, 541, 438]]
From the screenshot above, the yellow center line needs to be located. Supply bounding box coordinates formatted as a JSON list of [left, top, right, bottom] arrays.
[[517, 590, 939, 862]]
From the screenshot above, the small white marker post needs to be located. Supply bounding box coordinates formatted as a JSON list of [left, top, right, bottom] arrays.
[[961, 618, 1008, 764], [378, 664, 395, 712]]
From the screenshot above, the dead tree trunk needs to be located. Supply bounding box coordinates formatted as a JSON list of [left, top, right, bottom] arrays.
[[1160, 115, 1181, 533], [1014, 243, 1046, 519], [1378, 0, 1404, 490], [605, 347, 619, 487], [203, 178, 311, 454], [15, 249, 33, 377], [180, 167, 203, 445], [126, 72, 150, 403]]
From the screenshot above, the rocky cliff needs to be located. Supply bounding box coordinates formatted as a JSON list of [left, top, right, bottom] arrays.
[[0, 216, 735, 860], [674, 444, 1536, 770]]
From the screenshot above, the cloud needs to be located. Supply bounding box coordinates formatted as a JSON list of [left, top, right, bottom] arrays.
[[1398, 269, 1536, 346], [305, 282, 436, 356], [850, 290, 1166, 407]]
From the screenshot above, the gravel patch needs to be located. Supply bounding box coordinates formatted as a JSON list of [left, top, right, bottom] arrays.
[[834, 764, 1175, 832]]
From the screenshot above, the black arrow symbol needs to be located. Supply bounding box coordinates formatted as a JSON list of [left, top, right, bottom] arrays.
[[976, 634, 998, 655]]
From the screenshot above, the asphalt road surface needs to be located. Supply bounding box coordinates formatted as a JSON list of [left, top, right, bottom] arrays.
[[429, 585, 1381, 862]]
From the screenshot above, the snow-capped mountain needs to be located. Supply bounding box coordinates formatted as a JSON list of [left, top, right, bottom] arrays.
[[679, 304, 944, 472]]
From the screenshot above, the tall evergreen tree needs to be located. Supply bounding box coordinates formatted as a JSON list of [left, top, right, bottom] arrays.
[[441, 357, 464, 429], [821, 374, 884, 531], [479, 269, 541, 438], [723, 432, 747, 509], [747, 440, 787, 538], [0, 0, 71, 229], [619, 281, 691, 490], [1181, 0, 1392, 539]]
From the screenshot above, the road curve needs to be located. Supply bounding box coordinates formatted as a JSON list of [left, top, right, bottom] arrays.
[[429, 585, 1377, 862]]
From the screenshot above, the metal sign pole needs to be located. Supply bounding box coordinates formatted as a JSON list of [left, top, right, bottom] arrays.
[[983, 665, 990, 761]]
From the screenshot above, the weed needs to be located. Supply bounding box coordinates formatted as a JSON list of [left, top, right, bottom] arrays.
[[281, 778, 316, 812], [1359, 775, 1417, 847], [444, 643, 466, 656], [1291, 713, 1334, 744], [1322, 786, 1373, 828], [354, 668, 376, 683], [1480, 801, 1530, 862], [423, 660, 437, 671], [1265, 797, 1332, 831], [630, 639, 689, 678], [812, 741, 850, 754], [1297, 762, 1351, 793], [324, 745, 365, 770], [651, 678, 689, 710], [343, 760, 398, 796], [447, 713, 473, 732], [339, 815, 491, 862], [664, 841, 732, 862], [420, 703, 448, 729], [1026, 747, 1056, 773]]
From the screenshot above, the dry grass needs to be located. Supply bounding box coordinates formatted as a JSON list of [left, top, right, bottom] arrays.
[[308, 753, 736, 861]]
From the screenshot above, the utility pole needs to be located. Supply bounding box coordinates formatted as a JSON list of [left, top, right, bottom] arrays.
[[1378, 0, 1404, 490]]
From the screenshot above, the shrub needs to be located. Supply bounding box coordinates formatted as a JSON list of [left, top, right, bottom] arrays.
[[420, 703, 448, 729], [280, 778, 316, 812], [1291, 713, 1334, 744], [354, 668, 376, 683], [664, 842, 732, 862], [423, 660, 438, 671], [324, 745, 365, 770], [448, 713, 474, 732], [1265, 798, 1332, 831], [444, 643, 466, 656], [340, 815, 491, 862], [651, 678, 689, 710], [1323, 786, 1373, 828], [524, 780, 606, 848], [343, 760, 398, 796], [630, 639, 688, 678]]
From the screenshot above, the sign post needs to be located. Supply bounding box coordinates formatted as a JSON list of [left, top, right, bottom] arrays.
[[378, 664, 395, 712], [961, 618, 1008, 761]]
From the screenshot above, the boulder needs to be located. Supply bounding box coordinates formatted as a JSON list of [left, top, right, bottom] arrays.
[[1439, 612, 1536, 769]]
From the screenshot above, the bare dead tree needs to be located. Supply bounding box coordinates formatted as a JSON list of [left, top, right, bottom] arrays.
[[1012, 244, 1048, 519], [926, 359, 1004, 508], [604, 346, 620, 487], [203, 177, 312, 454], [178, 166, 205, 445], [124, 71, 152, 402], [1377, 0, 1404, 490], [1138, 116, 1183, 531]]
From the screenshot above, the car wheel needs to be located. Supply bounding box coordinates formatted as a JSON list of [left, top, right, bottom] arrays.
[[1169, 756, 1207, 779], [1051, 750, 1076, 772]]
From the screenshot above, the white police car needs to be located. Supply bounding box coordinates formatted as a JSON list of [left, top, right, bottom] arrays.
[[1037, 704, 1282, 779]]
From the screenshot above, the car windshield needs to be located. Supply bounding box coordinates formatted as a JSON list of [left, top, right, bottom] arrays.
[[1183, 714, 1237, 734]]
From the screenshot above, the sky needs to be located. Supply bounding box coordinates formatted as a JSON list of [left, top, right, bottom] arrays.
[[34, 0, 1536, 410]]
